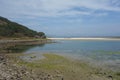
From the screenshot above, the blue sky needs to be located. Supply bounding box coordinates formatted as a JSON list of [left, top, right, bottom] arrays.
[[0, 0, 120, 37]]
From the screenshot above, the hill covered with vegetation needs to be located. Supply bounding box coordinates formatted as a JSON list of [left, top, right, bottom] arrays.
[[0, 16, 46, 38]]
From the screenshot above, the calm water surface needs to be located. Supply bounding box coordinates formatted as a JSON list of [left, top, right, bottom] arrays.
[[15, 40, 120, 71]]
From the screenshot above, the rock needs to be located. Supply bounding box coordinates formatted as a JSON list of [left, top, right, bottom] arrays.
[[61, 77, 64, 80], [0, 55, 6, 63], [0, 56, 4, 61], [0, 54, 60, 80], [107, 75, 113, 80], [55, 70, 61, 74]]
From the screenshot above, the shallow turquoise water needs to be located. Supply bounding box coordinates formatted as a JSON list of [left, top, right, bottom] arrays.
[[25, 40, 120, 59], [14, 40, 120, 71]]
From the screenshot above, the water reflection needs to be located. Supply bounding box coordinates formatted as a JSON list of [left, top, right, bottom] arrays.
[[7, 44, 45, 53]]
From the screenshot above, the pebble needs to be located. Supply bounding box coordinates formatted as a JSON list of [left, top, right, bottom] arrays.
[[0, 54, 65, 80]]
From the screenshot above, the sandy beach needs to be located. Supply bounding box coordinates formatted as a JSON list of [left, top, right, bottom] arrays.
[[48, 38, 120, 41]]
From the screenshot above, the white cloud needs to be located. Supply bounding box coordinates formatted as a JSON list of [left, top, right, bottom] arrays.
[[0, 0, 120, 18]]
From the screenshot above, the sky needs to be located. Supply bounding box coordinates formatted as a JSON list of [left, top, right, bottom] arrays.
[[0, 0, 120, 37]]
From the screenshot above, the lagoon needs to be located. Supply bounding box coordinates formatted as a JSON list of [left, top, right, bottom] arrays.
[[12, 40, 120, 71]]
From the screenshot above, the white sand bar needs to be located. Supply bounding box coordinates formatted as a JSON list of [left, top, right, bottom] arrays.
[[48, 38, 120, 41]]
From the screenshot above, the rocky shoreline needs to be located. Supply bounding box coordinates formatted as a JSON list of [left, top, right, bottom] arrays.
[[0, 54, 64, 80], [0, 53, 120, 80], [0, 39, 119, 80], [0, 39, 62, 80]]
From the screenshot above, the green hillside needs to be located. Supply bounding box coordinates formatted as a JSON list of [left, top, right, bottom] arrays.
[[0, 16, 46, 38]]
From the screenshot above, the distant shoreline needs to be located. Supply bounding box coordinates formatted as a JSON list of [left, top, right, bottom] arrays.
[[48, 37, 120, 40]]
